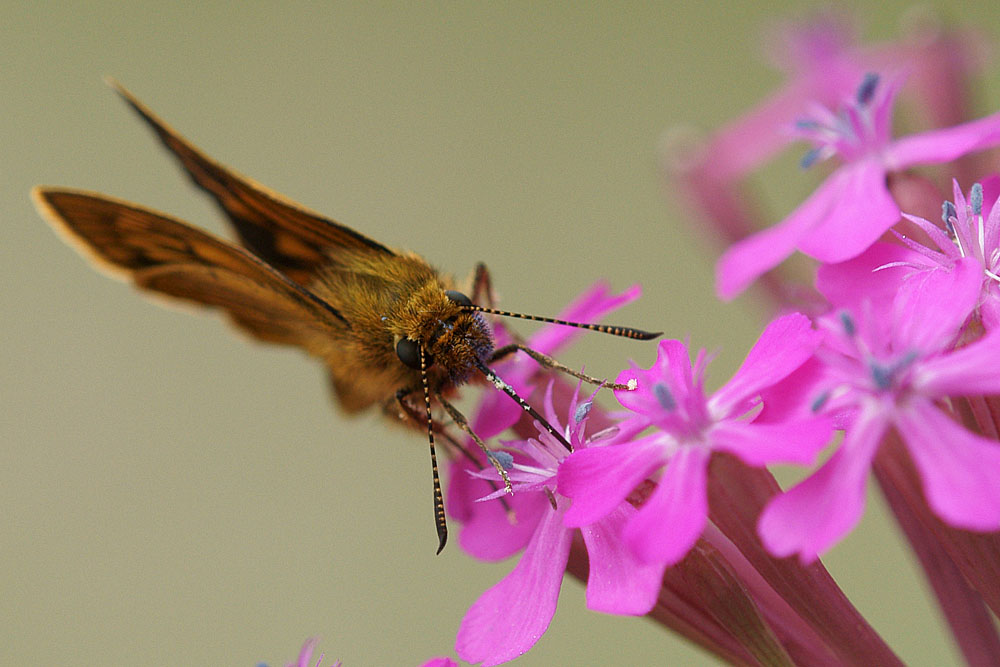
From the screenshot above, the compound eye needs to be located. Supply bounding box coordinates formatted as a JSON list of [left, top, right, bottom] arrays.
[[396, 338, 430, 369], [444, 290, 473, 307]]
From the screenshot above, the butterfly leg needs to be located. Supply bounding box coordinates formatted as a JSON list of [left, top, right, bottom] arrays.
[[389, 387, 476, 462], [469, 262, 497, 308], [391, 387, 516, 520], [433, 391, 513, 496]]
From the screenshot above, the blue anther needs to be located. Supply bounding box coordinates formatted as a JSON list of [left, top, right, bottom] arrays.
[[492, 451, 514, 470], [942, 200, 957, 224], [839, 311, 856, 337], [653, 383, 676, 411], [971, 183, 984, 216], [856, 72, 880, 106]]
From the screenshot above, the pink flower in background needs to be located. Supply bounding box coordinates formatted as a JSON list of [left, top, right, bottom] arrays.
[[420, 658, 459, 667], [699, 11, 867, 182], [717, 73, 1000, 299], [455, 383, 666, 666], [264, 638, 454, 667], [558, 313, 831, 565], [759, 260, 1000, 562], [691, 10, 986, 183], [264, 637, 339, 667]]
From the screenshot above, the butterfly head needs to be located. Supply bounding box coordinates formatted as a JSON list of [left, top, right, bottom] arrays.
[[394, 288, 493, 384]]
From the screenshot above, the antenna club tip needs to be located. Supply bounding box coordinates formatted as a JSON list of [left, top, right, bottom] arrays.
[[436, 532, 448, 554]]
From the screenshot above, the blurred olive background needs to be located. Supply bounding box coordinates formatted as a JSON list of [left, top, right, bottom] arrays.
[[3, 2, 999, 665]]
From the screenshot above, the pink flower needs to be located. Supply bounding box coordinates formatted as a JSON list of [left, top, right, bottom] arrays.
[[558, 313, 831, 566], [892, 178, 1000, 330], [759, 258, 1000, 562], [449, 282, 644, 561], [717, 73, 1000, 298], [267, 637, 339, 667], [455, 383, 666, 666]]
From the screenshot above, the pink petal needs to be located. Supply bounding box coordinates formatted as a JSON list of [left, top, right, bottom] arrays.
[[449, 457, 545, 561], [716, 169, 846, 298], [458, 485, 546, 562], [288, 637, 319, 667], [870, 76, 905, 145], [767, 12, 858, 74], [980, 294, 1000, 332], [559, 438, 665, 527], [918, 329, 1000, 397], [470, 345, 538, 442], [624, 446, 710, 565], [982, 174, 1000, 210], [796, 157, 899, 263], [472, 358, 541, 442], [890, 257, 981, 352], [758, 404, 887, 562], [581, 504, 665, 615], [471, 388, 529, 441], [711, 312, 820, 415], [615, 339, 692, 416], [447, 458, 482, 524], [711, 416, 832, 466], [884, 110, 1000, 168], [420, 659, 458, 667], [755, 357, 829, 424], [895, 400, 1000, 531], [815, 242, 918, 311], [903, 213, 962, 261], [700, 79, 822, 180], [455, 507, 572, 666]]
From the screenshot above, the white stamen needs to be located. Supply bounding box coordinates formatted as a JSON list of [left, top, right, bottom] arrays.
[[954, 225, 967, 258], [979, 214, 986, 261]]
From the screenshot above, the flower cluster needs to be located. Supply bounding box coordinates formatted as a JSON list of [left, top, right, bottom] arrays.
[[445, 10, 1000, 667], [269, 10, 1000, 666]]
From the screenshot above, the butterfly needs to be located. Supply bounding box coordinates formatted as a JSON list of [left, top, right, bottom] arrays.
[[33, 80, 660, 551]]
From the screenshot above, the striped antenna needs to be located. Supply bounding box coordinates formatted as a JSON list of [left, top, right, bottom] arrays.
[[461, 304, 661, 340], [419, 344, 448, 554], [475, 360, 573, 452]]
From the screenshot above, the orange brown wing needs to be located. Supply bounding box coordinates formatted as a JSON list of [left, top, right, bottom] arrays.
[[33, 187, 347, 348], [106, 78, 395, 286]]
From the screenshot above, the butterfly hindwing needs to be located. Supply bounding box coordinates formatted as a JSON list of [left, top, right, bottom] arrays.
[[34, 187, 347, 348]]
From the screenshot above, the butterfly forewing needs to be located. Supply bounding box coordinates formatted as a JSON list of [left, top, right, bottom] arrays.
[[106, 78, 395, 286], [33, 187, 347, 349]]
